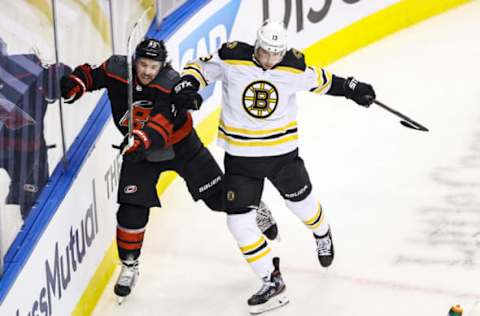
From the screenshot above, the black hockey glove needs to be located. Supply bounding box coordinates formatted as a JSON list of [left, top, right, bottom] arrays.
[[172, 76, 203, 111], [343, 77, 375, 107], [120, 129, 151, 162]]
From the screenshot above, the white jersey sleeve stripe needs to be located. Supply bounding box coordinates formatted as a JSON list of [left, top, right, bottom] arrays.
[[182, 68, 208, 88], [313, 68, 332, 95]]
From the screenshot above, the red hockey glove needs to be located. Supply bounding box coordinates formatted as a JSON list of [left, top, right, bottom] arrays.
[[121, 129, 151, 162], [60, 74, 86, 104], [60, 64, 94, 104]]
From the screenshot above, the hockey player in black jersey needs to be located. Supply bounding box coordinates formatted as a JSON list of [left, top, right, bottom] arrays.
[[172, 20, 376, 314], [60, 38, 278, 303]]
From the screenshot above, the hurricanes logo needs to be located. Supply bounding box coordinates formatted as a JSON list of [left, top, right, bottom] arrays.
[[119, 100, 153, 129], [242, 80, 278, 118]]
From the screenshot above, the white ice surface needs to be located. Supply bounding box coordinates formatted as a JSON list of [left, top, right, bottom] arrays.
[[93, 2, 480, 315]]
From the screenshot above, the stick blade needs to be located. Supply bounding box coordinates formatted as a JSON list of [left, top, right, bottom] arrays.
[[400, 120, 429, 132]]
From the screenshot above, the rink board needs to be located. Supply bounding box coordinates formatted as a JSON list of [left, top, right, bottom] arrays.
[[0, 0, 471, 315]]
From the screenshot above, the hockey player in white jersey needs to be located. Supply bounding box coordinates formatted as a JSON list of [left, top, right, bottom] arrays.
[[172, 20, 376, 314]]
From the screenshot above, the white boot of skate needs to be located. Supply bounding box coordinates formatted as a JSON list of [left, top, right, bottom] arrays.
[[114, 259, 139, 305], [248, 257, 289, 314]]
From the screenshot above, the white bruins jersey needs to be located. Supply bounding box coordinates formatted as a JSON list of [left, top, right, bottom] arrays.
[[183, 41, 333, 157]]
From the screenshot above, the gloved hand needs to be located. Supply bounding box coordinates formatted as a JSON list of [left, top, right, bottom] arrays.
[[344, 77, 376, 107], [60, 74, 86, 104], [171, 76, 203, 111], [120, 129, 151, 162]]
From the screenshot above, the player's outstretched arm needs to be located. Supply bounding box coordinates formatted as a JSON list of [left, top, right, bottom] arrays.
[[172, 49, 226, 111], [60, 61, 109, 104], [60, 67, 87, 104]]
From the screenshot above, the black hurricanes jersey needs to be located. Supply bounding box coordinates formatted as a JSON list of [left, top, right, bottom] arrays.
[[79, 55, 192, 144]]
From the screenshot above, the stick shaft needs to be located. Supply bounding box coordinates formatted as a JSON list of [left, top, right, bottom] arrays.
[[126, 7, 152, 145], [373, 99, 429, 131]]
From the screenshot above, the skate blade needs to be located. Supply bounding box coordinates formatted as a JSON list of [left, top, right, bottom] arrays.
[[274, 234, 281, 242], [117, 296, 127, 305], [249, 294, 289, 315]]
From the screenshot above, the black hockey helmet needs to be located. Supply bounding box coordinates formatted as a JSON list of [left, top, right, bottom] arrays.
[[135, 38, 167, 62]]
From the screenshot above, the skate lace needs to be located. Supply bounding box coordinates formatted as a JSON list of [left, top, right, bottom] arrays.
[[256, 202, 275, 231], [316, 235, 332, 256], [117, 263, 138, 286], [255, 280, 276, 297]]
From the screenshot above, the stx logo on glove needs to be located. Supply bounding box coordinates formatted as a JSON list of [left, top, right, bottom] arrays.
[[347, 78, 358, 90], [174, 80, 193, 94]]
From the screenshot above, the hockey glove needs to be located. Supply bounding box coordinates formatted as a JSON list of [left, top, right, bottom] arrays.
[[344, 77, 376, 107], [172, 76, 203, 111], [120, 129, 151, 162], [60, 64, 94, 104], [60, 75, 85, 104]]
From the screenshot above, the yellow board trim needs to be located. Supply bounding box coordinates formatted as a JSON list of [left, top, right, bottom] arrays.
[[304, 0, 472, 67], [71, 242, 117, 316], [140, 0, 156, 21], [27, 0, 52, 23], [74, 1, 471, 314], [73, 0, 111, 45]]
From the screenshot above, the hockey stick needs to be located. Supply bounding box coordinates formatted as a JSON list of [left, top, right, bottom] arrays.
[[372, 99, 429, 132], [125, 6, 153, 151]]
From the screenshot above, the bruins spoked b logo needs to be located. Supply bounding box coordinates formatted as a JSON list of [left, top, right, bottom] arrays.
[[242, 80, 278, 118]]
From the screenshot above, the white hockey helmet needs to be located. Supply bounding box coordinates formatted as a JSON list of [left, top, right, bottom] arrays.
[[255, 20, 288, 56]]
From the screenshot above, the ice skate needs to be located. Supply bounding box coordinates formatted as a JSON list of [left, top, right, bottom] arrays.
[[114, 259, 139, 304], [248, 257, 289, 315], [314, 226, 334, 267], [255, 201, 279, 241]]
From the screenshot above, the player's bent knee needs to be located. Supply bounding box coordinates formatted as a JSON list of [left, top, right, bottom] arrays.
[[116, 203, 150, 229], [282, 184, 312, 202], [202, 190, 226, 212]]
